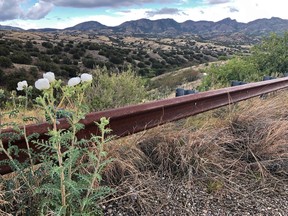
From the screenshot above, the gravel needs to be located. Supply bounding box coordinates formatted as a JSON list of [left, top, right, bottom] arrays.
[[102, 176, 288, 216]]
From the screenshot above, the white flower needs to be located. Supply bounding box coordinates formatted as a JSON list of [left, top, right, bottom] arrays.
[[16, 80, 28, 91], [68, 77, 81, 86], [81, 73, 93, 82], [43, 72, 55, 83], [35, 78, 50, 90]]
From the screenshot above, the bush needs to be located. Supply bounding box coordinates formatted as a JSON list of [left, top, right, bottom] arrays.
[[0, 46, 10, 56], [41, 41, 53, 49], [109, 55, 124, 64], [83, 58, 96, 69], [251, 32, 288, 75], [36, 61, 60, 73], [0, 56, 12, 68], [199, 57, 260, 90], [11, 52, 32, 64], [62, 57, 72, 65], [87, 66, 148, 111], [4, 68, 34, 91]]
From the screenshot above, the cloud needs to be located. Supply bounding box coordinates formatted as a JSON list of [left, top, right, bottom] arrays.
[[120, 10, 132, 14], [206, 0, 231, 4], [229, 6, 239, 13], [146, 7, 184, 17], [0, 0, 24, 21], [24, 1, 54, 20], [42, 0, 176, 8]]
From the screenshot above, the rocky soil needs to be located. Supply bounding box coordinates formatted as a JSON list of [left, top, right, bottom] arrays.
[[100, 174, 288, 216]]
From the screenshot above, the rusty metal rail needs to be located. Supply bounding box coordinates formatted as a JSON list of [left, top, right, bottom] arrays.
[[1, 77, 288, 174]]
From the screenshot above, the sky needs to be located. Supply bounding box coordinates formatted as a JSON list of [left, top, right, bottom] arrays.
[[0, 0, 286, 30]]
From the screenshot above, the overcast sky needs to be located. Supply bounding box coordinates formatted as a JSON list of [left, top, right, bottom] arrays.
[[0, 0, 286, 29]]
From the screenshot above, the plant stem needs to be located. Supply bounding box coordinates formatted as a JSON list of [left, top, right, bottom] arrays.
[[23, 89, 34, 176], [52, 104, 67, 209], [80, 125, 105, 212]]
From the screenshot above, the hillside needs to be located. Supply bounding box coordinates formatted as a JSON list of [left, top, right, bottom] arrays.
[[0, 30, 247, 91]]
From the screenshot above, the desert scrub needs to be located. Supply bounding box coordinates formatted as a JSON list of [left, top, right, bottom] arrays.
[[87, 66, 148, 111], [1, 72, 114, 215]]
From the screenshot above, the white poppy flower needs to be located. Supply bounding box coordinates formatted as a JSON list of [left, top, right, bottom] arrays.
[[80, 73, 93, 82], [35, 78, 50, 90], [16, 80, 28, 91], [68, 77, 81, 86], [43, 72, 55, 83]]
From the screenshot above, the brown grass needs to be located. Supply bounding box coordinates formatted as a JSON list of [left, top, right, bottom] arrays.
[[1, 108, 45, 128], [99, 90, 288, 213], [2, 91, 288, 214]]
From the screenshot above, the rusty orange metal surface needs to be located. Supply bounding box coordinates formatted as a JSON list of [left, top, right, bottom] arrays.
[[1, 77, 288, 174]]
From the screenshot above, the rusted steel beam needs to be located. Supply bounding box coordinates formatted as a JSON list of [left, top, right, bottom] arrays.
[[1, 77, 288, 175]]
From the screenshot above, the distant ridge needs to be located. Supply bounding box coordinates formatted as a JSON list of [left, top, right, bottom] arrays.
[[0, 24, 23, 31], [2, 17, 288, 40], [64, 21, 107, 31]]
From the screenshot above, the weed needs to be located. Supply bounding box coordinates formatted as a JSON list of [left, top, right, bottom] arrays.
[[0, 72, 114, 215]]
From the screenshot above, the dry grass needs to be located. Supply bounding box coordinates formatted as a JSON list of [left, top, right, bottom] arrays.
[[98, 90, 288, 213], [1, 108, 45, 128], [2, 91, 288, 214], [0, 182, 12, 216]]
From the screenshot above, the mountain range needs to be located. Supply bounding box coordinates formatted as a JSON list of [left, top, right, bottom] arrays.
[[2, 17, 288, 40]]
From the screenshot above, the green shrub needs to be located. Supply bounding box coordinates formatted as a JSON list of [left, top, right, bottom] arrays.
[[4, 68, 33, 91], [0, 46, 10, 56], [0, 56, 12, 68], [87, 66, 147, 111], [41, 41, 53, 49], [83, 58, 96, 69], [251, 32, 288, 75], [11, 51, 32, 64], [199, 57, 261, 90]]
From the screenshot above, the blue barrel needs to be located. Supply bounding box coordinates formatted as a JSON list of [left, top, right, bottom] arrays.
[[239, 81, 247, 85], [231, 80, 241, 86], [263, 76, 274, 81], [184, 89, 195, 95], [176, 88, 185, 97]]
